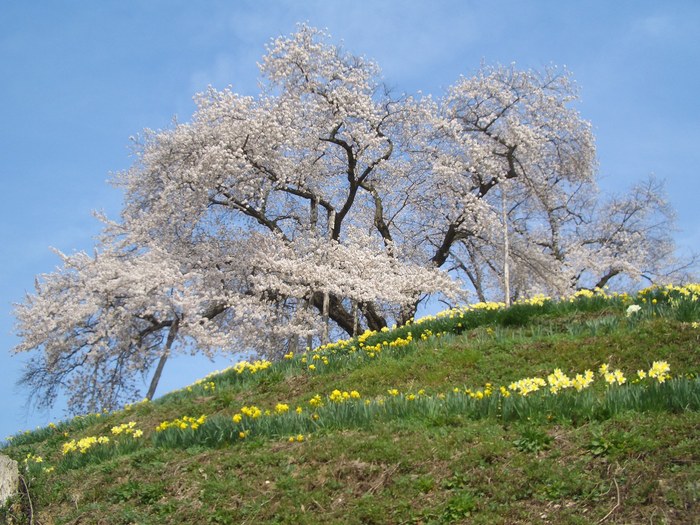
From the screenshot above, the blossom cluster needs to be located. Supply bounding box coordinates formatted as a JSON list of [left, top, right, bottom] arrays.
[[626, 304, 642, 317]]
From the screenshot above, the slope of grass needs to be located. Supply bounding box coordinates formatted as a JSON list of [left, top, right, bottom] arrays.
[[2, 285, 700, 524]]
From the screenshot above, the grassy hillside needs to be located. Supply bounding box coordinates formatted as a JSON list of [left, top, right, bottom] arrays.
[[2, 285, 700, 524]]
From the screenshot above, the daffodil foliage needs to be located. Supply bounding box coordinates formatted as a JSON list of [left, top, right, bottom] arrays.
[[13, 25, 692, 414]]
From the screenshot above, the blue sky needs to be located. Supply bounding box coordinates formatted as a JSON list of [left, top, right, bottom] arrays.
[[1, 0, 698, 440]]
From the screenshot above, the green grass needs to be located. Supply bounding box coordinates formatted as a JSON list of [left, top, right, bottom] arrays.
[[2, 285, 700, 524]]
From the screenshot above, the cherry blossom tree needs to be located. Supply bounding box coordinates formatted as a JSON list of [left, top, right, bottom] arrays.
[[114, 27, 598, 327], [14, 24, 693, 413]]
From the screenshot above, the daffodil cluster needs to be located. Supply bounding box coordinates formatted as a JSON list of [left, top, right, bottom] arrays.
[[571, 371, 596, 391], [280, 286, 647, 376], [599, 363, 627, 386], [23, 452, 44, 464], [144, 357, 694, 453], [156, 415, 207, 432], [239, 405, 263, 419], [190, 381, 216, 393], [569, 288, 604, 300], [545, 368, 595, 394], [110, 421, 143, 438], [638, 283, 700, 302], [414, 301, 506, 327], [62, 435, 110, 455], [328, 389, 361, 403], [308, 394, 323, 408], [275, 403, 290, 414], [272, 290, 625, 379], [179, 360, 274, 393], [451, 385, 493, 399], [418, 329, 449, 341], [508, 376, 548, 396], [233, 360, 272, 374], [648, 360, 671, 383], [22, 452, 54, 474]]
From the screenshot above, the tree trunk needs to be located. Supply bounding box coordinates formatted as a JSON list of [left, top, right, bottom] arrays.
[[310, 291, 389, 338], [502, 185, 511, 307], [352, 300, 359, 337], [322, 292, 330, 344], [398, 301, 418, 327], [145, 319, 179, 401], [593, 270, 621, 290], [361, 302, 388, 332]]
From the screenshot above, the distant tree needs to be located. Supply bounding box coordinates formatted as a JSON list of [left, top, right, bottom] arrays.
[[452, 175, 697, 301], [13, 25, 694, 413], [578, 177, 697, 289]]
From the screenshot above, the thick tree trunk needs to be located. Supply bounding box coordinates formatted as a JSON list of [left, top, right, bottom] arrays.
[[360, 302, 388, 332], [322, 292, 330, 344], [145, 319, 179, 401], [502, 185, 511, 306], [310, 292, 390, 336], [312, 292, 354, 336], [593, 270, 621, 290], [398, 301, 418, 326], [431, 223, 463, 268], [352, 300, 359, 337]]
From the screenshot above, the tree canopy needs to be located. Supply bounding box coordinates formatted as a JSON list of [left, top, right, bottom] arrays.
[[13, 25, 694, 413]]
